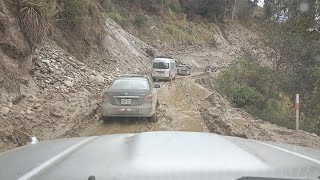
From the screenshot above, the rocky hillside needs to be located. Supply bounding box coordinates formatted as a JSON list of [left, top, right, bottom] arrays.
[[0, 0, 156, 152]]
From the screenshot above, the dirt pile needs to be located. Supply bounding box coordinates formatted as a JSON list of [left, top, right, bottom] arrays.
[[0, 40, 107, 151], [83, 18, 155, 73], [220, 23, 274, 65]]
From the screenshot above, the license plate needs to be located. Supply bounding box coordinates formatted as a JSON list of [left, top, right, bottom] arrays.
[[121, 99, 132, 105], [157, 71, 164, 74]]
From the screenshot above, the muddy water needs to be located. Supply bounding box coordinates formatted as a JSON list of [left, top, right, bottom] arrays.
[[156, 77, 209, 132], [82, 75, 210, 136]]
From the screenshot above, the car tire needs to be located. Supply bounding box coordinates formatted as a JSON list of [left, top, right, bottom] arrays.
[[149, 113, 158, 122]]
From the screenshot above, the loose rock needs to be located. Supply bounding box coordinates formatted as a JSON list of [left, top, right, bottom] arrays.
[[64, 80, 74, 87], [1, 107, 10, 116]]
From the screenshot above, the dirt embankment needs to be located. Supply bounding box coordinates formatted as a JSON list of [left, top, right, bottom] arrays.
[[0, 17, 155, 152], [196, 73, 320, 150]]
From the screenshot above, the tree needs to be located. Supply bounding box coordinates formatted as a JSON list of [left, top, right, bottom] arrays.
[[261, 0, 320, 134]]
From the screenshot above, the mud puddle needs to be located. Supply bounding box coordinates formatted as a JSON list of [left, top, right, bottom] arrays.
[[156, 77, 209, 132]]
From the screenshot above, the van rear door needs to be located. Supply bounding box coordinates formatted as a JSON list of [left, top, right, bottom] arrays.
[[152, 61, 170, 78]]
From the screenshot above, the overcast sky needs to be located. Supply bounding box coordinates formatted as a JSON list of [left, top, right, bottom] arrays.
[[255, 0, 265, 7]]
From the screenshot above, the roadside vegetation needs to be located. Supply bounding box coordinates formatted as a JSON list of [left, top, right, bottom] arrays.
[[216, 55, 295, 130], [217, 0, 320, 135], [98, 0, 258, 46]]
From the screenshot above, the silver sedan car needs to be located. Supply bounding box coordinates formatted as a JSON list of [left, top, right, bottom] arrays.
[[177, 64, 191, 76], [101, 75, 159, 122]]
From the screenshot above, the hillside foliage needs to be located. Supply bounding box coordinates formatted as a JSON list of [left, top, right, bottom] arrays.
[[217, 0, 320, 135]]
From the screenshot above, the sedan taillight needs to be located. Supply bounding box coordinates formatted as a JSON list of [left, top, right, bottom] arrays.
[[143, 94, 153, 102]]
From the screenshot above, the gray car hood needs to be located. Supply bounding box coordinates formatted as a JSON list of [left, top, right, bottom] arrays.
[[0, 131, 319, 180]]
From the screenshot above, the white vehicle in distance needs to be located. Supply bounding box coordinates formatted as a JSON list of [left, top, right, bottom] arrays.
[[151, 56, 177, 81]]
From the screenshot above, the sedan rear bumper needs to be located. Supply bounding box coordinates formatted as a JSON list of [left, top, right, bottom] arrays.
[[101, 102, 155, 117], [177, 70, 189, 75], [152, 73, 170, 79]]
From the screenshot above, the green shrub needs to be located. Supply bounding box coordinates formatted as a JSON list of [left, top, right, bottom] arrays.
[[251, 98, 294, 129], [133, 12, 147, 28], [108, 11, 129, 28], [300, 115, 320, 135], [61, 0, 89, 28], [14, 0, 58, 47], [216, 57, 294, 130], [169, 1, 182, 14], [165, 24, 183, 36], [141, 0, 163, 14], [230, 84, 265, 108], [99, 0, 113, 12]]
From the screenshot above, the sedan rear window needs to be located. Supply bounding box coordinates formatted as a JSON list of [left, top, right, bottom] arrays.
[[153, 62, 169, 69], [178, 65, 188, 70], [110, 78, 150, 90]]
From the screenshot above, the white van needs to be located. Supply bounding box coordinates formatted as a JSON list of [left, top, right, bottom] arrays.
[[151, 56, 177, 81]]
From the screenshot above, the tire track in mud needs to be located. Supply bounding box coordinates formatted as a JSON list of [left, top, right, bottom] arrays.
[[150, 79, 202, 132]]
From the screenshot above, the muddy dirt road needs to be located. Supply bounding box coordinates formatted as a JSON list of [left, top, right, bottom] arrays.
[[81, 73, 210, 136], [79, 70, 320, 150]]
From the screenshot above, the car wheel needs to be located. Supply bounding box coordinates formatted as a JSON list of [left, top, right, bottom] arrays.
[[149, 113, 158, 122]]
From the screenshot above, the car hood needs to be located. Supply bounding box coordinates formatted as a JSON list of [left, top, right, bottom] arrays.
[[0, 131, 319, 180]]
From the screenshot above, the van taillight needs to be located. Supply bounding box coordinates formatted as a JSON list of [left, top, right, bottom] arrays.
[[143, 94, 153, 102], [102, 93, 110, 102]]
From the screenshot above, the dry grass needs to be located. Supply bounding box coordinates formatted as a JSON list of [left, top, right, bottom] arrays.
[[12, 0, 53, 48]]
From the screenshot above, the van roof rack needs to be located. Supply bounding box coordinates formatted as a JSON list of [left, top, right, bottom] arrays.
[[155, 55, 173, 59]]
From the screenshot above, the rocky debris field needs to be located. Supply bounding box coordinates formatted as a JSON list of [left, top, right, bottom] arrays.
[[0, 17, 156, 152], [0, 41, 112, 152]]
